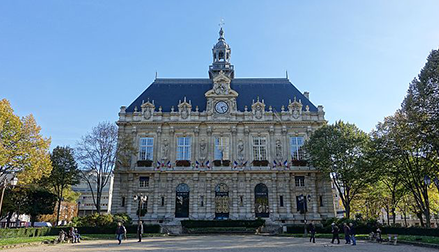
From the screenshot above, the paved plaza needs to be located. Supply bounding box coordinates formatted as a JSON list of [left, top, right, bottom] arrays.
[[4, 235, 437, 252]]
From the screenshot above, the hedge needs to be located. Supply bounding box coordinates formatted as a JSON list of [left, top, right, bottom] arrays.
[[0, 224, 161, 238], [181, 219, 265, 229]]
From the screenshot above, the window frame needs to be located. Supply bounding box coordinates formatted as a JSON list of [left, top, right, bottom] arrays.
[[176, 136, 192, 161], [214, 136, 230, 160], [290, 136, 305, 160], [139, 137, 154, 161], [252, 136, 267, 161], [295, 176, 305, 187], [139, 176, 150, 188]]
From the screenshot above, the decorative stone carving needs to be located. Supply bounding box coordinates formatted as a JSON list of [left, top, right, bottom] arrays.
[[288, 97, 303, 120], [237, 139, 245, 162], [199, 139, 207, 162], [251, 97, 266, 120], [275, 139, 282, 161], [178, 97, 192, 120], [162, 139, 169, 160]]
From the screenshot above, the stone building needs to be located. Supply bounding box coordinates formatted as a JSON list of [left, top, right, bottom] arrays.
[[112, 28, 335, 227]]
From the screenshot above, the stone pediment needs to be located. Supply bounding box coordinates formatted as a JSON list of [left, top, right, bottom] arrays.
[[205, 71, 238, 98]]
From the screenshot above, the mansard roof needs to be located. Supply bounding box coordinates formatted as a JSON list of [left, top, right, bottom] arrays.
[[125, 78, 318, 113]]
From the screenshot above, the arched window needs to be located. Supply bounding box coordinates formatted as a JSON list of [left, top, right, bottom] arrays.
[[255, 183, 269, 217]]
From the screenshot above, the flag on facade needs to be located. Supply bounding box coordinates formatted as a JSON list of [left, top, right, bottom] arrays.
[[242, 160, 248, 167], [273, 160, 277, 168], [233, 161, 238, 169], [167, 160, 171, 168], [195, 160, 200, 169], [284, 160, 289, 169], [206, 160, 210, 169], [156, 161, 161, 169]]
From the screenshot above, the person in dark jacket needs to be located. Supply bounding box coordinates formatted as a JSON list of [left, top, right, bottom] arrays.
[[343, 223, 350, 244], [349, 223, 356, 246], [308, 222, 316, 243], [331, 223, 340, 244], [116, 222, 127, 245], [137, 220, 144, 242]]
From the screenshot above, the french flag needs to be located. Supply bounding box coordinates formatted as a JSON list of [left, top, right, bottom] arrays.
[[156, 161, 161, 169], [233, 161, 238, 169], [195, 160, 200, 169], [167, 160, 171, 168], [284, 160, 289, 169], [242, 161, 248, 167], [206, 160, 210, 169], [273, 160, 277, 168]]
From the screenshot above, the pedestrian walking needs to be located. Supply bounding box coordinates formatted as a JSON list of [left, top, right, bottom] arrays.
[[330, 223, 340, 244], [343, 223, 350, 244], [349, 223, 356, 245], [308, 222, 316, 243], [116, 222, 127, 245], [137, 220, 144, 242]]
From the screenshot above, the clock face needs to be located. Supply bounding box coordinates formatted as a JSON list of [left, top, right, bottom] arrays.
[[215, 101, 229, 114]]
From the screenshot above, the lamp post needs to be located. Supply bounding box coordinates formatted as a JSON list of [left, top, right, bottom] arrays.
[[0, 174, 18, 219], [133, 194, 148, 222]]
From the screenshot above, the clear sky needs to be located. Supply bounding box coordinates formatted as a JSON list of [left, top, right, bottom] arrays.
[[1, 0, 439, 149]]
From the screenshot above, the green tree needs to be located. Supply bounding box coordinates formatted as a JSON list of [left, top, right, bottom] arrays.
[[304, 121, 374, 219], [44, 146, 80, 226], [21, 186, 57, 226], [0, 99, 52, 184], [373, 112, 434, 227]]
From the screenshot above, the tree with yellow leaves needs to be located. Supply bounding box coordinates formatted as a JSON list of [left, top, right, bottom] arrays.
[[0, 99, 52, 184]]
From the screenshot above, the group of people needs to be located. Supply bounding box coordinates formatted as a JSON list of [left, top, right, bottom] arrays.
[[308, 222, 357, 246], [57, 227, 81, 243]]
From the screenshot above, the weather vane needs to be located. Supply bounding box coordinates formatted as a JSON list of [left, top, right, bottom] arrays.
[[219, 18, 225, 28]]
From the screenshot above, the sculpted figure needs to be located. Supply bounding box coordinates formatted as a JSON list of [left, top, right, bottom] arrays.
[[200, 139, 207, 161], [162, 139, 169, 160], [275, 139, 282, 160], [237, 140, 244, 162]]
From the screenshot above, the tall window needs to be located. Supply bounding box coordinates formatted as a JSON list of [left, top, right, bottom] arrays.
[[214, 137, 230, 160], [139, 137, 154, 160], [139, 176, 150, 188], [177, 137, 191, 160], [290, 136, 305, 160], [295, 176, 305, 187], [253, 137, 267, 160]]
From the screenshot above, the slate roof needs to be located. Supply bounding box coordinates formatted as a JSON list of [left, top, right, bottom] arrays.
[[125, 78, 318, 113]]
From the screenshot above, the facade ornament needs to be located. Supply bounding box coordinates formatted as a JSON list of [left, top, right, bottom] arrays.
[[252, 97, 266, 120], [237, 139, 245, 163], [141, 99, 155, 120], [178, 97, 192, 120], [288, 97, 303, 120], [199, 139, 207, 162], [275, 139, 283, 161], [161, 139, 169, 160]]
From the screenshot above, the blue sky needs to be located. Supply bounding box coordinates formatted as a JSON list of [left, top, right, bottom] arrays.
[[1, 0, 439, 149]]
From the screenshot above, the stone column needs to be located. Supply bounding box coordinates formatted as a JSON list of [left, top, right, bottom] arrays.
[[152, 173, 160, 218], [127, 173, 134, 219], [270, 173, 279, 220], [244, 126, 250, 168], [231, 173, 238, 219], [231, 125, 237, 164], [192, 173, 199, 219], [269, 126, 274, 166], [156, 126, 162, 163], [165, 173, 173, 219], [205, 173, 214, 219], [245, 173, 252, 219], [284, 174, 292, 218]]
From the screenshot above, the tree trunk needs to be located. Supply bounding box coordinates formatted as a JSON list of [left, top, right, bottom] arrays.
[[391, 207, 396, 226], [30, 215, 37, 227], [403, 211, 407, 227], [55, 197, 62, 226], [6, 212, 13, 228], [386, 205, 390, 226], [417, 212, 424, 227], [345, 203, 350, 219]]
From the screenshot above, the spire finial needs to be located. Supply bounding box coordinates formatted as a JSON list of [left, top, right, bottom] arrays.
[[286, 70, 289, 79], [218, 18, 225, 40]]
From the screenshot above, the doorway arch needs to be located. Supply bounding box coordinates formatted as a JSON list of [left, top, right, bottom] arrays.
[[175, 183, 190, 218], [254, 183, 269, 218]]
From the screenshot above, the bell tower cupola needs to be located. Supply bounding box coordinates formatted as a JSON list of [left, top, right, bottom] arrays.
[[209, 27, 234, 79]]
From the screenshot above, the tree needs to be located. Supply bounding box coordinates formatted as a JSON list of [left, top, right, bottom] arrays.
[[21, 186, 57, 226], [0, 99, 52, 184], [372, 112, 435, 227], [402, 49, 439, 161], [304, 121, 375, 219], [75, 122, 118, 214], [44, 146, 80, 225]]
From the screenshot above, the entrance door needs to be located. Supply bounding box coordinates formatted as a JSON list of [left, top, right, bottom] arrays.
[[255, 183, 269, 218], [175, 183, 190, 218], [215, 183, 229, 219]]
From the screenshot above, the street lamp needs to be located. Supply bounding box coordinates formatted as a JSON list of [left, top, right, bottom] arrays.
[[0, 174, 18, 218], [133, 194, 148, 221]]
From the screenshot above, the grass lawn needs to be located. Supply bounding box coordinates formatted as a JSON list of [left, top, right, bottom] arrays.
[[0, 236, 58, 247], [0, 233, 164, 247]]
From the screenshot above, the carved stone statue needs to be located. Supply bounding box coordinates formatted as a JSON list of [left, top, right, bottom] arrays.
[[162, 139, 169, 160], [255, 106, 263, 119], [237, 140, 244, 162], [275, 139, 282, 161], [200, 139, 207, 162], [181, 106, 189, 119]]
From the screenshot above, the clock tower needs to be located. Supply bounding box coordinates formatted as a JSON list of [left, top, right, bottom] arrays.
[[206, 27, 238, 117]]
